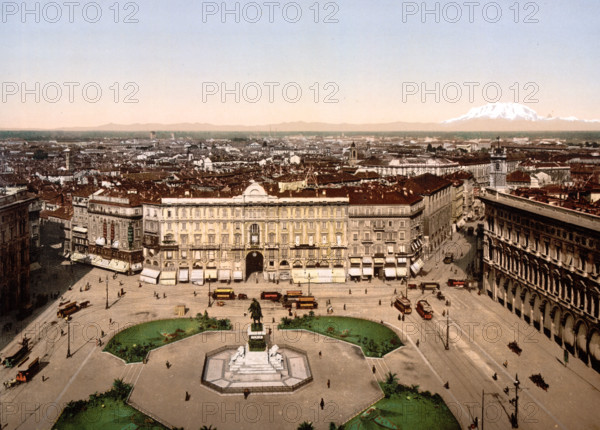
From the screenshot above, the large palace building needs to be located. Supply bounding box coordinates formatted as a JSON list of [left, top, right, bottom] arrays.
[[138, 182, 427, 286], [140, 182, 349, 285], [480, 188, 600, 370], [0, 188, 36, 314]]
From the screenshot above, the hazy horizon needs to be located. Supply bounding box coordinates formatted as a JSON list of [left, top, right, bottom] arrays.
[[2, 1, 599, 129]]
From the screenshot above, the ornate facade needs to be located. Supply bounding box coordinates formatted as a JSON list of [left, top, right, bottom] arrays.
[[140, 183, 348, 285], [480, 188, 600, 370], [0, 188, 35, 313]]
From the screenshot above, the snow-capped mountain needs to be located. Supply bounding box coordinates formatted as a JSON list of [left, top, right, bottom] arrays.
[[443, 103, 541, 123], [443, 102, 600, 124]]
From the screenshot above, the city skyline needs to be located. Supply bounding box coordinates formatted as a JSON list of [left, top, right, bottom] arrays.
[[1, 1, 599, 129]]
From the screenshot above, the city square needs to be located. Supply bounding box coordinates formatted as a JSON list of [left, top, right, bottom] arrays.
[[2, 227, 600, 429]]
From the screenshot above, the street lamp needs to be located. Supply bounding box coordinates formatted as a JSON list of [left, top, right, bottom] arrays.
[[66, 317, 71, 358], [445, 310, 450, 350], [511, 374, 520, 428], [208, 279, 212, 307], [105, 274, 109, 309], [307, 272, 312, 296]]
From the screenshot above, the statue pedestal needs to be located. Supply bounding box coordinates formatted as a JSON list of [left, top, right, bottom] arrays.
[[228, 326, 284, 374]]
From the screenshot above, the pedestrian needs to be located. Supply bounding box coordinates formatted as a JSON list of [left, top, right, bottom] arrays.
[[185, 391, 190, 401], [394, 288, 397, 294], [109, 318, 112, 324], [327, 379, 330, 388], [378, 299, 381, 306], [349, 288, 352, 295], [492, 372, 497, 380], [372, 365, 376, 374], [163, 292, 166, 298], [365, 288, 367, 294], [319, 351, 322, 358], [503, 360, 508, 368], [444, 381, 449, 389], [320, 398, 325, 410], [416, 339, 420, 348], [194, 291, 197, 297], [343, 304, 346, 310], [166, 361, 171, 369], [244, 388, 250, 399]]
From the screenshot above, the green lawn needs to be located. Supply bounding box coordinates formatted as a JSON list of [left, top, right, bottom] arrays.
[[345, 384, 461, 430], [278, 315, 402, 357], [52, 397, 166, 430], [104, 314, 231, 363], [52, 380, 167, 430]]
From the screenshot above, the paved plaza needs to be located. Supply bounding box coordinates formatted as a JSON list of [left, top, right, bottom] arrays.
[[1, 225, 600, 429]]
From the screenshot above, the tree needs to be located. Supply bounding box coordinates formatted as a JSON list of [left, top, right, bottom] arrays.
[[111, 378, 132, 400], [426, 143, 434, 152], [329, 423, 345, 430], [385, 371, 398, 385], [298, 422, 315, 430], [248, 298, 263, 326], [200, 426, 216, 430]]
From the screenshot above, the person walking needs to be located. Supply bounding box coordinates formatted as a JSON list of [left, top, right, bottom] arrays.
[[320, 398, 325, 410], [327, 379, 330, 389]]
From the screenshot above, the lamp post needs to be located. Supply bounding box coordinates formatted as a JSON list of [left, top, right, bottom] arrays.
[[445, 310, 450, 350], [511, 374, 520, 428], [105, 274, 109, 309], [66, 317, 71, 358], [208, 279, 212, 307], [308, 272, 312, 296]]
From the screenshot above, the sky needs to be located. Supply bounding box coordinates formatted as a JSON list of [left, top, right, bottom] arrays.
[[1, 0, 599, 128]]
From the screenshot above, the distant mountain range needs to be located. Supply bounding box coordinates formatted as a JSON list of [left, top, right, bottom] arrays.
[[10, 103, 600, 132]]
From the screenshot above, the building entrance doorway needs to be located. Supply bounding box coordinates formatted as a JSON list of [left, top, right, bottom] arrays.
[[246, 251, 264, 281]]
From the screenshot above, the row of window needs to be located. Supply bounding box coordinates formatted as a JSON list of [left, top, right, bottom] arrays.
[[152, 248, 344, 261], [163, 232, 344, 246], [161, 206, 346, 219]]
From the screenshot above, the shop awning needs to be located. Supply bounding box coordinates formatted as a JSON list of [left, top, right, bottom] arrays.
[[410, 258, 424, 275], [384, 268, 396, 278], [179, 268, 189, 282], [291, 268, 308, 284], [190, 269, 204, 282], [350, 258, 362, 265], [363, 267, 373, 276], [161, 271, 177, 280], [131, 262, 143, 272], [374, 258, 385, 266], [396, 267, 408, 277], [317, 269, 333, 283], [362, 257, 373, 264], [233, 270, 243, 281], [71, 252, 88, 262], [205, 269, 218, 280], [72, 226, 88, 234], [140, 268, 160, 279], [97, 258, 111, 269], [95, 237, 106, 246], [332, 268, 345, 283], [108, 259, 120, 271], [348, 267, 361, 277], [218, 269, 231, 281], [397, 257, 407, 265], [385, 257, 396, 264]]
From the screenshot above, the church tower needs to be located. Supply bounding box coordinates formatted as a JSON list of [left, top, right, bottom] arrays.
[[349, 142, 358, 166], [489, 139, 507, 190]]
